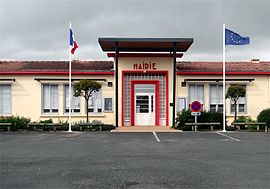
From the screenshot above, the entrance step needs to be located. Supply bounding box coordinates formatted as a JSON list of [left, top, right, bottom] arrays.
[[111, 126, 182, 133]]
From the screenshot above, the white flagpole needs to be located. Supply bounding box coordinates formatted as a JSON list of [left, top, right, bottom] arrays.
[[68, 22, 72, 132], [222, 23, 226, 132]]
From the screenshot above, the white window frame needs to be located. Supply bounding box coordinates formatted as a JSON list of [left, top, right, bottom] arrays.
[[64, 84, 81, 114], [209, 84, 223, 113], [87, 89, 103, 114], [177, 97, 187, 112], [188, 84, 205, 108], [103, 97, 113, 112], [42, 84, 59, 114], [0, 84, 12, 115]]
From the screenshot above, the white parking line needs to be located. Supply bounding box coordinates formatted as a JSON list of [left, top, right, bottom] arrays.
[[216, 132, 240, 142], [152, 131, 160, 142]]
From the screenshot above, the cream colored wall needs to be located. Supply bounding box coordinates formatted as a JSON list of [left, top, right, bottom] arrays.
[[118, 57, 174, 126], [2, 71, 269, 126], [1, 75, 115, 124], [177, 74, 270, 124]]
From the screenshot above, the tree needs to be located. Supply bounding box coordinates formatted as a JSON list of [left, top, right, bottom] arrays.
[[73, 80, 101, 123], [226, 85, 246, 123]]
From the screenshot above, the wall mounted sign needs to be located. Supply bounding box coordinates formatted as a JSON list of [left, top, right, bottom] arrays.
[[133, 61, 157, 70]]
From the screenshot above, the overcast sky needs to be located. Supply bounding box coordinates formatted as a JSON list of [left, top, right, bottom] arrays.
[[0, 0, 269, 61]]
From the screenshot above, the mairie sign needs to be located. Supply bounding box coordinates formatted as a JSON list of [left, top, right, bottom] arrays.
[[190, 101, 203, 113]]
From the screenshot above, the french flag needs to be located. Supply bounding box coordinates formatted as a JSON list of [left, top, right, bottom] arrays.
[[69, 26, 78, 54]]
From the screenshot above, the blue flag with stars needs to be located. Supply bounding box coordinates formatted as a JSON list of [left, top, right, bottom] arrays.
[[225, 28, 250, 45]]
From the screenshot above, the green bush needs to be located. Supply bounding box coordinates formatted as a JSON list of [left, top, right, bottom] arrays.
[[174, 109, 194, 130], [257, 108, 270, 128], [39, 119, 53, 124], [234, 116, 247, 123], [91, 120, 104, 126], [0, 116, 31, 130], [234, 116, 255, 129], [56, 120, 68, 131], [174, 109, 223, 130], [235, 116, 254, 123], [247, 125, 257, 131]]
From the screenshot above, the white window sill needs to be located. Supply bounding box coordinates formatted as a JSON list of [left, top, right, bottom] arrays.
[[227, 114, 249, 117], [0, 114, 13, 116], [103, 111, 114, 113]]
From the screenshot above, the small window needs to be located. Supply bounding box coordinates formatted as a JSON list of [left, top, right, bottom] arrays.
[[104, 97, 113, 112], [178, 97, 187, 112], [42, 84, 58, 113], [210, 85, 223, 113]]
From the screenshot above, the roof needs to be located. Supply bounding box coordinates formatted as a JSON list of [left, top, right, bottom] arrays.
[[177, 61, 270, 73], [0, 60, 114, 74], [0, 60, 270, 75], [98, 38, 193, 52]]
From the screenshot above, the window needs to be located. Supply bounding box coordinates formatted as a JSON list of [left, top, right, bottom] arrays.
[[178, 97, 187, 112], [64, 85, 80, 113], [189, 84, 204, 107], [210, 85, 223, 113], [42, 84, 58, 113], [0, 84, 11, 115], [230, 85, 246, 114], [104, 97, 113, 112], [88, 89, 102, 113]]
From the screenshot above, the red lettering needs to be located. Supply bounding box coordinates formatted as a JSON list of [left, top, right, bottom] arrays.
[[152, 63, 156, 70], [133, 62, 157, 70], [145, 63, 149, 69]]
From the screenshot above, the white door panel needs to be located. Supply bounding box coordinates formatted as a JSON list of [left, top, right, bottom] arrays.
[[135, 93, 155, 126]]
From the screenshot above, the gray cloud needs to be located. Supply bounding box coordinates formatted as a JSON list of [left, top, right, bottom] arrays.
[[1, 0, 269, 61]]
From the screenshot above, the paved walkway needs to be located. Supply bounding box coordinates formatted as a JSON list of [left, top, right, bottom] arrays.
[[111, 126, 181, 132]]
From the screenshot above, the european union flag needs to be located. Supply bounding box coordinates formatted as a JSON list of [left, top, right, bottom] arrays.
[[225, 28, 250, 45]]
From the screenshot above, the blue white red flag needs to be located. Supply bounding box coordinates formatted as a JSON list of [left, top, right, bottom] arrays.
[[69, 28, 78, 54], [225, 28, 250, 45]]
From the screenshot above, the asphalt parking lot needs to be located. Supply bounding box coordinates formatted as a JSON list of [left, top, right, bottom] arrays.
[[0, 131, 269, 189]]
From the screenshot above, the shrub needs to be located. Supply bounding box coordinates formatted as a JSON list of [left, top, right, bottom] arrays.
[[198, 111, 223, 129], [234, 116, 247, 123], [257, 108, 270, 128], [0, 116, 30, 130], [247, 125, 257, 131], [91, 120, 103, 125], [57, 120, 68, 131], [174, 109, 194, 130], [234, 116, 254, 123], [174, 109, 223, 130], [234, 116, 255, 129], [39, 119, 53, 124]]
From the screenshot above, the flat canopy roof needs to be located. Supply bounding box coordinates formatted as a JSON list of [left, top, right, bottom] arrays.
[[98, 38, 193, 52]]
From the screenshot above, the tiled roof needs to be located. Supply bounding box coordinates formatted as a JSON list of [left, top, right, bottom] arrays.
[[176, 61, 270, 72], [0, 60, 114, 72], [1, 60, 270, 73]]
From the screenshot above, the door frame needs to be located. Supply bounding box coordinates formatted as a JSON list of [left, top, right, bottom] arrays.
[[131, 80, 159, 126]]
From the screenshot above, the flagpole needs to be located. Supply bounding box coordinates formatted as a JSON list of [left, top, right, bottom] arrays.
[[222, 23, 226, 132], [68, 22, 72, 132]]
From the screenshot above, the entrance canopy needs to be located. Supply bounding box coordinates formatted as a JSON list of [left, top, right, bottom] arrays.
[[98, 38, 193, 52], [98, 37, 194, 127]]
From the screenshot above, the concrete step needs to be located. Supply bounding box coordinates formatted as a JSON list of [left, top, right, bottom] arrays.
[[111, 126, 182, 133]]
